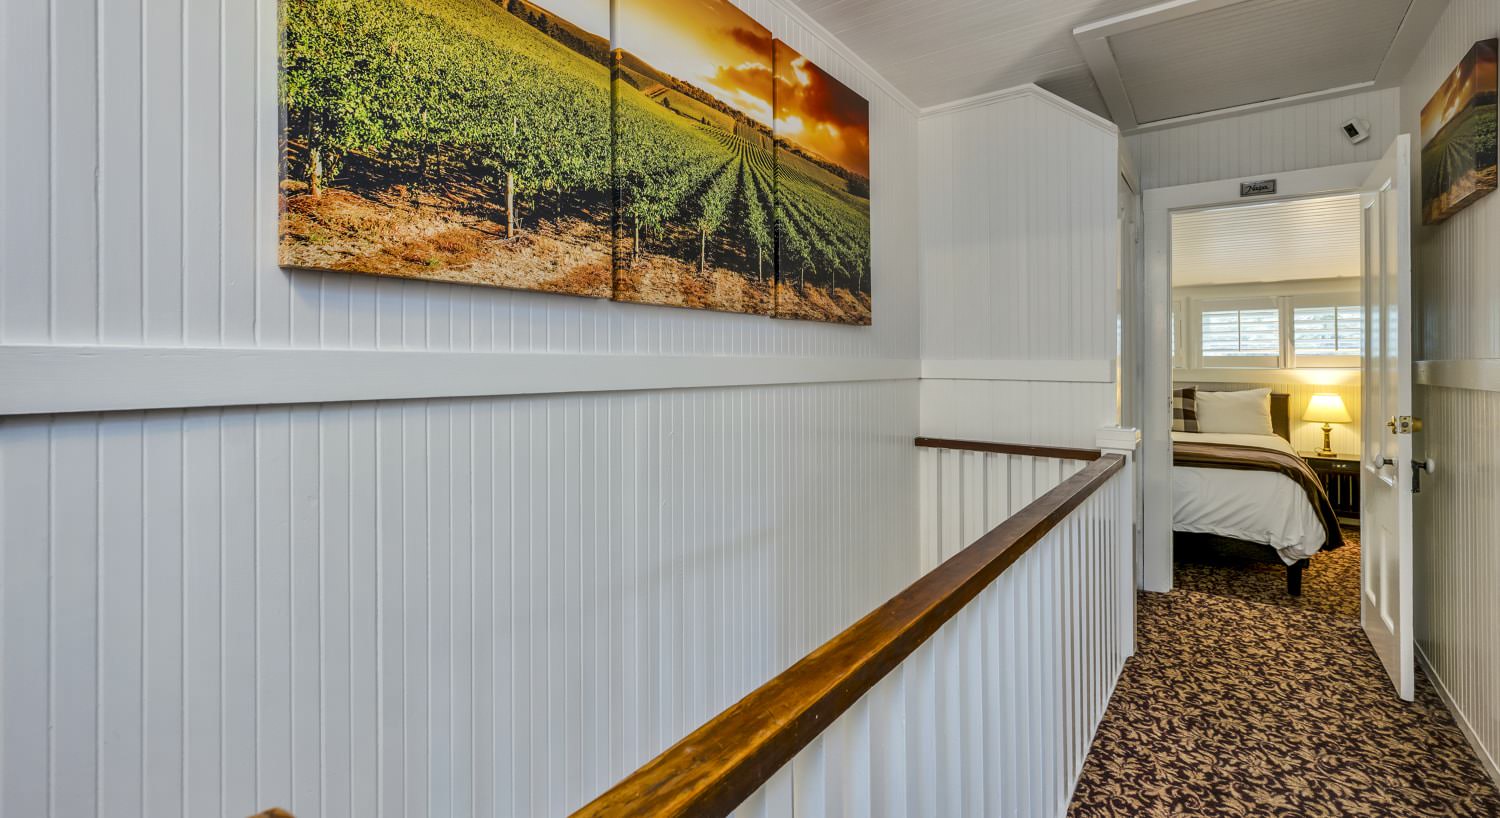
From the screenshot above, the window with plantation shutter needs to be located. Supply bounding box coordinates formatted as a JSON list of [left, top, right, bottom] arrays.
[[1199, 306, 1280, 367], [1293, 305, 1362, 354], [1292, 303, 1362, 366]]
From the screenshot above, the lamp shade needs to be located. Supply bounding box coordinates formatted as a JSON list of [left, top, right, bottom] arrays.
[[1303, 393, 1352, 424]]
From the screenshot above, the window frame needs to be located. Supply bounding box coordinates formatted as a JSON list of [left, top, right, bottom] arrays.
[[1191, 296, 1283, 369], [1289, 293, 1362, 369]]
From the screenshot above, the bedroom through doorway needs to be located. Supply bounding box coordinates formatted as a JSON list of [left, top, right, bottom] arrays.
[[1165, 190, 1364, 620]]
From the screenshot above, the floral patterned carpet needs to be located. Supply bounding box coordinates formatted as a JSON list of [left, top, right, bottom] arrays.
[[1174, 527, 1363, 620], [1068, 530, 1500, 817]]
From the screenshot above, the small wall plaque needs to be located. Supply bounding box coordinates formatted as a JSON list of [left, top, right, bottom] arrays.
[[1240, 179, 1277, 197]]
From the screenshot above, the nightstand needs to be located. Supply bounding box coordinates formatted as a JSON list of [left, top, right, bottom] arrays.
[[1299, 451, 1360, 522]]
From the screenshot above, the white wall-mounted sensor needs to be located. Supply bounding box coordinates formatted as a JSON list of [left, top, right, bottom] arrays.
[[1341, 117, 1371, 144]]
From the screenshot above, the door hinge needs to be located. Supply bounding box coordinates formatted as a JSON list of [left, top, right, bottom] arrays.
[[1386, 415, 1423, 434]]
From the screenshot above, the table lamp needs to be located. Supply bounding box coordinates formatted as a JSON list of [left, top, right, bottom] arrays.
[[1303, 393, 1352, 457]]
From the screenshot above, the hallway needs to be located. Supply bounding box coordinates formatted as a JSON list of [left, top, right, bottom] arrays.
[[1069, 541, 1500, 817]]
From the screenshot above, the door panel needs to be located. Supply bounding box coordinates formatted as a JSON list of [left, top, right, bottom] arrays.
[[1360, 135, 1414, 701]]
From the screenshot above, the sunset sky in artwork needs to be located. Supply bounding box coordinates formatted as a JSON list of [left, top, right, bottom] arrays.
[[531, 0, 609, 40], [614, 0, 775, 128], [774, 40, 870, 178], [1421, 39, 1497, 142]]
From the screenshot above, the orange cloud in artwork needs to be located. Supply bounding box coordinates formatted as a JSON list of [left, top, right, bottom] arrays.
[[1421, 39, 1497, 142], [614, 0, 774, 127], [774, 41, 871, 178]]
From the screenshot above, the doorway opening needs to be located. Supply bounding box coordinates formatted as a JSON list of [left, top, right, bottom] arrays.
[[1132, 143, 1416, 699], [1166, 191, 1363, 617]]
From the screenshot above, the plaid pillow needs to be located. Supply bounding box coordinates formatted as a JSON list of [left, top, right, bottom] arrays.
[[1172, 386, 1199, 433]]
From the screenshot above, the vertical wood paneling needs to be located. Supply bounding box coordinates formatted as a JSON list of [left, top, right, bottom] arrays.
[[918, 91, 1122, 449], [0, 380, 919, 817], [0, 0, 927, 815], [919, 378, 1120, 449], [735, 470, 1131, 818], [1401, 0, 1500, 789], [1125, 86, 1401, 190], [919, 94, 1119, 362]]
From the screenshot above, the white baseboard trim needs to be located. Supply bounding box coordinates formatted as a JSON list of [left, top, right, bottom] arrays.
[[1, 344, 920, 416], [921, 358, 1115, 383], [1417, 642, 1500, 791]]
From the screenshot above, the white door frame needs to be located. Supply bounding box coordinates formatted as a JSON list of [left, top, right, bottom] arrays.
[[1138, 161, 1374, 591]]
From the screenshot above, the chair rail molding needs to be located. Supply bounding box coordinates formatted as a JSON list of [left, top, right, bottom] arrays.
[[1415, 359, 1500, 393], [0, 345, 921, 416]]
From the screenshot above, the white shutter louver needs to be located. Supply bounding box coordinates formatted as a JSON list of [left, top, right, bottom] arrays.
[[1201, 308, 1279, 358], [1294, 305, 1363, 356]]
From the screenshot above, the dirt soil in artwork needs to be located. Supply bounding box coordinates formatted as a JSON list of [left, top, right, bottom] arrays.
[[279, 166, 611, 298]]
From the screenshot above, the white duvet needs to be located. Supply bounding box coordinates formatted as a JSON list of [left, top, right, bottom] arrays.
[[1172, 431, 1327, 564]]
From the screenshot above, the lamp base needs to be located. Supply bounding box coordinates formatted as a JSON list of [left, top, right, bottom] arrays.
[[1315, 423, 1335, 457]]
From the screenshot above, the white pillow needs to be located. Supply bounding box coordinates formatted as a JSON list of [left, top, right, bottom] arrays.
[[1195, 388, 1275, 436]]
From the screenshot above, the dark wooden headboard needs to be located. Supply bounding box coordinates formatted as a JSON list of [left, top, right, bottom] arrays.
[[1176, 385, 1292, 442], [1270, 393, 1290, 442]]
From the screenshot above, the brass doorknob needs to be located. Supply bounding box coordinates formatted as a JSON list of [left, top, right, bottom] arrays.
[[1387, 416, 1424, 434]]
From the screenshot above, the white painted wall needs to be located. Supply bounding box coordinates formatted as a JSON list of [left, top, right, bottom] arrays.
[[1400, 0, 1500, 788], [1126, 86, 1402, 189], [918, 87, 1122, 448], [0, 1, 926, 817]]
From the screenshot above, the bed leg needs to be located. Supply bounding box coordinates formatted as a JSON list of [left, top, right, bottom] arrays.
[[1287, 559, 1308, 596]]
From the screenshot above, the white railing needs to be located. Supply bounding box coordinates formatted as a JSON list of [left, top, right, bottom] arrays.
[[576, 430, 1140, 818], [918, 439, 1093, 572]]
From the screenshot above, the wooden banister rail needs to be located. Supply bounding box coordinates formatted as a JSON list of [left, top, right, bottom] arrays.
[[914, 436, 1102, 462], [571, 452, 1127, 818]]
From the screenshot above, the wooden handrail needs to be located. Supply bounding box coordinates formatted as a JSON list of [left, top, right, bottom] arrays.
[[914, 436, 1102, 462], [571, 453, 1127, 818]]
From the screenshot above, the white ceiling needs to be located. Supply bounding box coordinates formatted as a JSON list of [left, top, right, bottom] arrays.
[[1171, 193, 1362, 287], [790, 0, 1167, 114], [1106, 0, 1412, 123], [793, 0, 1446, 126]]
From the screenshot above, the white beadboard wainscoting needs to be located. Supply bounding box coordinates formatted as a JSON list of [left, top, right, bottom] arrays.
[[731, 459, 1134, 818], [1125, 86, 1401, 190], [1401, 0, 1500, 789], [918, 87, 1123, 449], [0, 380, 921, 818], [0, 0, 932, 817], [1413, 385, 1500, 785]]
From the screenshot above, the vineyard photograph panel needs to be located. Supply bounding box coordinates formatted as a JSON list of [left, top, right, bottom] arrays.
[[772, 40, 872, 326], [612, 0, 777, 315], [278, 0, 613, 297], [1420, 38, 1498, 225]]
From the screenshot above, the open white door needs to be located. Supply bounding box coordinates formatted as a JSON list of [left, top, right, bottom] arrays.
[[1360, 134, 1414, 701]]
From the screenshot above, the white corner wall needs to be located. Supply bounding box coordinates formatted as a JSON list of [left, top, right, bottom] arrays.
[[0, 2, 924, 817], [1126, 86, 1401, 189], [918, 88, 1122, 448], [1400, 0, 1500, 788]]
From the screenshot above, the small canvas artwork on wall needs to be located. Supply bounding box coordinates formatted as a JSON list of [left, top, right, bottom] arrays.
[[278, 0, 614, 297], [1420, 38, 1497, 225], [772, 40, 872, 325], [612, 0, 777, 315]]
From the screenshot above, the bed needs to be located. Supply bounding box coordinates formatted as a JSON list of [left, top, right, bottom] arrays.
[[1171, 390, 1344, 595]]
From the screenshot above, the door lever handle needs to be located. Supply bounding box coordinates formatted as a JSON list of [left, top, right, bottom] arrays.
[[1411, 458, 1435, 493]]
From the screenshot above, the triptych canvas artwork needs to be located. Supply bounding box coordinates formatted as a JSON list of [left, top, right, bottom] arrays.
[[278, 0, 872, 324]]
